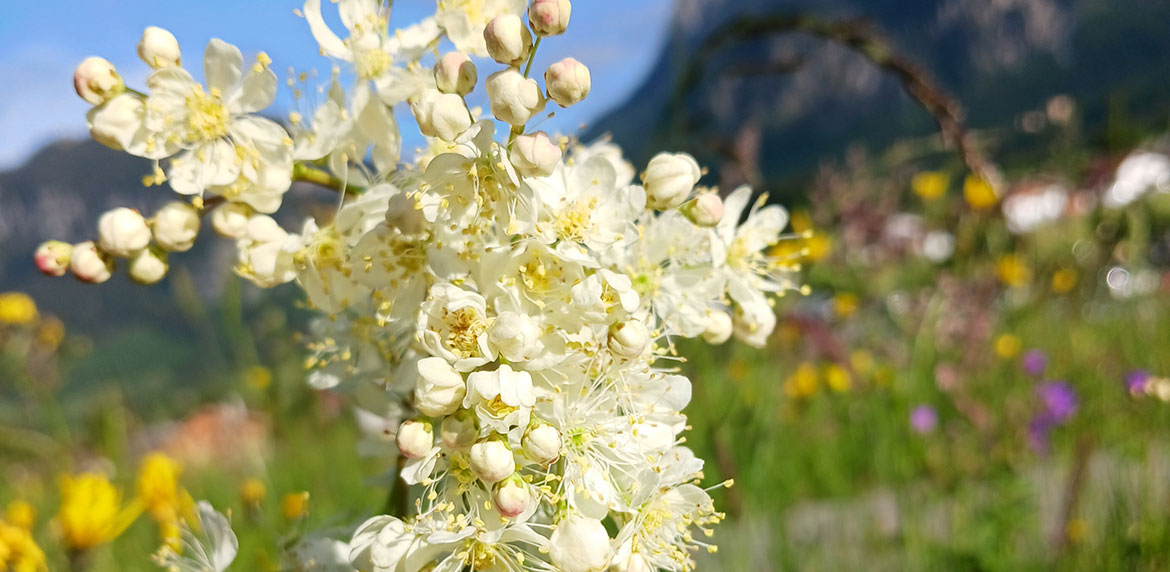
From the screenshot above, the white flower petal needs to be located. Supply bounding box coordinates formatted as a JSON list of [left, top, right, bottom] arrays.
[[204, 38, 244, 94]]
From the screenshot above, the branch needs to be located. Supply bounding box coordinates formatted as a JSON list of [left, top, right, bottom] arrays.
[[674, 13, 1000, 188], [292, 162, 366, 196]]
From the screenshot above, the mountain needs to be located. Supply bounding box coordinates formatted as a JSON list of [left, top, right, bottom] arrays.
[[587, 0, 1170, 198]]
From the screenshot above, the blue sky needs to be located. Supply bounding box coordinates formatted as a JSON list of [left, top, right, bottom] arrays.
[[0, 0, 674, 169]]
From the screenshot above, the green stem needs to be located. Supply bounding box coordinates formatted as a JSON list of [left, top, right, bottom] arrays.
[[292, 162, 366, 196], [523, 37, 542, 79]]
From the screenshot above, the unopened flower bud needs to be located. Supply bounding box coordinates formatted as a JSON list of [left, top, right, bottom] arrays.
[[493, 474, 531, 518], [529, 0, 571, 37], [469, 438, 514, 484], [549, 515, 613, 572], [74, 57, 124, 105], [489, 310, 544, 361], [415, 357, 467, 417], [128, 247, 169, 285], [610, 553, 653, 572], [35, 241, 73, 277], [434, 52, 477, 96], [396, 419, 434, 459], [522, 423, 561, 465], [484, 14, 532, 66], [88, 94, 145, 152], [608, 319, 650, 358], [211, 202, 253, 239], [411, 89, 472, 142], [544, 58, 590, 107], [701, 310, 733, 345], [681, 193, 724, 227], [485, 70, 545, 127], [642, 152, 701, 210], [152, 201, 200, 252], [137, 26, 181, 69], [98, 207, 152, 257], [440, 411, 478, 450], [70, 241, 114, 284]]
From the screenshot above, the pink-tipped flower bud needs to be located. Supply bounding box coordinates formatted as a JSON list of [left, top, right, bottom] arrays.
[[642, 152, 701, 210], [128, 247, 169, 285], [97, 207, 152, 257], [484, 14, 532, 66], [469, 438, 514, 484], [70, 241, 114, 284], [152, 201, 201, 252], [485, 69, 545, 127], [396, 419, 434, 459], [529, 0, 571, 37], [434, 52, 477, 96], [681, 193, 724, 227], [35, 241, 73, 277], [73, 57, 125, 106], [544, 58, 590, 107], [493, 474, 532, 518], [137, 26, 181, 69], [509, 131, 561, 178]]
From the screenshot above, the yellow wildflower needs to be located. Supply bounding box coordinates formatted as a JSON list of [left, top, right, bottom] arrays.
[[995, 254, 1031, 287], [911, 171, 949, 201], [240, 478, 267, 507], [850, 350, 875, 376], [1066, 519, 1088, 544], [1052, 268, 1077, 294], [783, 362, 819, 399], [4, 501, 34, 530], [963, 175, 998, 210], [0, 519, 47, 571], [823, 363, 852, 393], [0, 293, 38, 326], [281, 492, 309, 520], [994, 334, 1021, 359], [55, 473, 141, 552], [136, 453, 188, 523], [832, 293, 859, 319], [245, 366, 273, 390]]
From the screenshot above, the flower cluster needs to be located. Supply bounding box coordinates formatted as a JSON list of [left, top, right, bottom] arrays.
[[44, 1, 801, 570]]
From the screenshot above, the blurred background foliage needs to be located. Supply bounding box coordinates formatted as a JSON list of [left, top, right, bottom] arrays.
[[5, 0, 1170, 570]]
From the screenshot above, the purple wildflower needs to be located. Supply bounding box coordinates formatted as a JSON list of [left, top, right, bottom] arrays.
[[1021, 349, 1048, 377], [1038, 381, 1078, 422], [1125, 369, 1150, 395], [910, 405, 938, 434]]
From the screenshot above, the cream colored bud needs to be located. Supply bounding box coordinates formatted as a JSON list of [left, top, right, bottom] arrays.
[[493, 474, 531, 518], [642, 152, 701, 210], [549, 515, 613, 572], [485, 69, 545, 127], [211, 202, 253, 239], [128, 247, 169, 285], [469, 438, 514, 484], [485, 14, 533, 66], [411, 89, 472, 142], [544, 58, 590, 107], [434, 52, 477, 96], [35, 241, 73, 277], [701, 311, 733, 345], [70, 241, 114, 284], [74, 57, 124, 105], [396, 420, 434, 459], [609, 553, 653, 572], [440, 411, 478, 450], [137, 26, 181, 69], [522, 423, 561, 465], [97, 207, 151, 257], [681, 193, 724, 227], [152, 201, 201, 252], [509, 131, 561, 178], [529, 0, 571, 37], [415, 357, 467, 417], [88, 94, 144, 152], [608, 319, 650, 359]]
